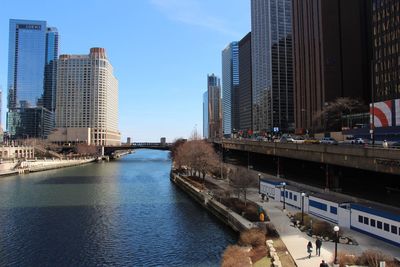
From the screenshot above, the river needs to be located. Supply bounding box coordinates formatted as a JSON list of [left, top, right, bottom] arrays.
[[0, 149, 237, 266]]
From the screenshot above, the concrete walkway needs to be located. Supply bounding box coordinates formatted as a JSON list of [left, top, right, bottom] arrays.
[[206, 176, 400, 267]]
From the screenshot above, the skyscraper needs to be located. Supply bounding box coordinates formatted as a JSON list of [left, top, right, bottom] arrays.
[[293, 0, 371, 132], [372, 0, 400, 102], [237, 32, 253, 133], [222, 42, 239, 136], [251, 0, 294, 133], [203, 91, 209, 139], [207, 74, 222, 139], [7, 19, 59, 139], [50, 48, 120, 146]]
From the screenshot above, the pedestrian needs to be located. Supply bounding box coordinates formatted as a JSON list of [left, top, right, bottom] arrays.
[[383, 140, 388, 148], [307, 241, 313, 259], [319, 260, 329, 267], [315, 238, 322, 256]]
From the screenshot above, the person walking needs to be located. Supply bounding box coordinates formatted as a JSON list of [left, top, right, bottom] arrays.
[[383, 140, 389, 148], [320, 260, 329, 267], [315, 238, 322, 256], [307, 241, 313, 259]]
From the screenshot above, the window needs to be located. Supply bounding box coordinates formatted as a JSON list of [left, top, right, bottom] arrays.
[[309, 200, 327, 211], [358, 215, 363, 223], [289, 192, 292, 199], [377, 221, 383, 229], [384, 223, 390, 232], [391, 225, 397, 234], [364, 217, 369, 225], [330, 207, 338, 215], [285, 191, 288, 198], [294, 195, 297, 201], [370, 219, 376, 227]]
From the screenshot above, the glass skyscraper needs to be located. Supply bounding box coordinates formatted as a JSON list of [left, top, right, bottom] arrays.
[[251, 0, 294, 133], [222, 42, 239, 137], [203, 91, 209, 139], [207, 74, 222, 139], [7, 19, 59, 139]]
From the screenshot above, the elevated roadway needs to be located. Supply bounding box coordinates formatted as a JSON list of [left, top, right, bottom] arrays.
[[216, 139, 400, 175]]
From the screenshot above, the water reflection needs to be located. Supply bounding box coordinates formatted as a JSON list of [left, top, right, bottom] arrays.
[[0, 150, 236, 266]]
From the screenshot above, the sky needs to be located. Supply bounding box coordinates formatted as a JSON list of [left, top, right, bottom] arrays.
[[0, 0, 251, 142]]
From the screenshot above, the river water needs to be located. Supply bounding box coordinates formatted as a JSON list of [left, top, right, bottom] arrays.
[[0, 149, 237, 266]]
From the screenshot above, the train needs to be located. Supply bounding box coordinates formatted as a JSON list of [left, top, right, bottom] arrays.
[[259, 178, 400, 247]]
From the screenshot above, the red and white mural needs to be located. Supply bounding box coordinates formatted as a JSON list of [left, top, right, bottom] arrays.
[[396, 99, 400, 126], [370, 100, 393, 127]]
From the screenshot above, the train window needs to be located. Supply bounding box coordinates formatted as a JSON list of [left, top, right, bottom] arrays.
[[289, 192, 292, 199], [370, 219, 376, 227], [358, 215, 363, 223], [384, 223, 390, 232], [364, 217, 369, 225], [294, 195, 297, 201], [391, 225, 397, 234], [377, 221, 383, 229], [285, 191, 288, 198], [330, 206, 337, 215]]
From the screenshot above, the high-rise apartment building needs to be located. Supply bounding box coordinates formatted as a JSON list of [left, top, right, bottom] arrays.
[[222, 42, 239, 136], [251, 0, 294, 133], [372, 0, 400, 102], [237, 32, 253, 133], [207, 74, 222, 139], [293, 0, 371, 132], [203, 91, 209, 139], [49, 48, 120, 146], [7, 19, 58, 139]]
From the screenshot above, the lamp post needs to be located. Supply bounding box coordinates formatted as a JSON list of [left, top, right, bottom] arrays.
[[301, 192, 306, 225], [281, 182, 286, 210], [334, 225, 340, 265]]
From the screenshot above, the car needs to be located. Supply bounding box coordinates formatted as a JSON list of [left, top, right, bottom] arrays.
[[292, 136, 305, 144], [304, 138, 320, 144], [320, 137, 338, 145], [279, 135, 295, 143], [344, 136, 365, 144]]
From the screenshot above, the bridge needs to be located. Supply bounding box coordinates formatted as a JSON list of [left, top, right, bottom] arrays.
[[216, 139, 400, 175], [103, 142, 172, 155]]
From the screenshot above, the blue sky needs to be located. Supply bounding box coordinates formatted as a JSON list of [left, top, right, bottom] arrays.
[[0, 0, 250, 142]]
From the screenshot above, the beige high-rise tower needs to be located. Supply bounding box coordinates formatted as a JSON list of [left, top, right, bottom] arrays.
[[49, 48, 120, 146]]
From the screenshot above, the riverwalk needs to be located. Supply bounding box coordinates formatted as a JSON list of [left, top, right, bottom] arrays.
[[206, 175, 400, 267]]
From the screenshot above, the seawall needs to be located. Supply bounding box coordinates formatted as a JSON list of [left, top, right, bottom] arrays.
[[21, 158, 95, 172], [170, 172, 255, 232]]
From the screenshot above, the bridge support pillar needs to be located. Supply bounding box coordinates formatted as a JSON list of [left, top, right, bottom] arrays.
[[325, 164, 340, 191], [277, 157, 282, 178], [101, 146, 105, 156]]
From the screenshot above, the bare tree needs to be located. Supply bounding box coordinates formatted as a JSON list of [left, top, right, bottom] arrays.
[[313, 97, 366, 131], [229, 167, 256, 207], [170, 138, 186, 160], [221, 245, 251, 267], [75, 144, 98, 156]]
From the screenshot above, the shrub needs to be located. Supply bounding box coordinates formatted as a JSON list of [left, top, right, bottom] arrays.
[[221, 245, 252, 267], [337, 251, 357, 267], [265, 222, 279, 238], [312, 220, 332, 237], [238, 228, 267, 248], [357, 250, 393, 267]]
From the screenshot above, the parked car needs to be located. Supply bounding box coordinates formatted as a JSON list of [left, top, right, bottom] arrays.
[[303, 138, 320, 144], [320, 137, 338, 145], [279, 135, 295, 143], [344, 136, 365, 144], [292, 136, 305, 144]]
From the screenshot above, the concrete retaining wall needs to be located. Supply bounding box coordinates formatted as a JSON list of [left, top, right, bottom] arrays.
[[170, 172, 255, 232]]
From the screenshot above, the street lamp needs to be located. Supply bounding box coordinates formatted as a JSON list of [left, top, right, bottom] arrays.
[[334, 225, 340, 265], [281, 182, 286, 210], [301, 192, 306, 225]]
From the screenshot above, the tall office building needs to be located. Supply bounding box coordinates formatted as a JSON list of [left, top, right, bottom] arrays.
[[207, 74, 222, 139], [49, 48, 120, 146], [203, 91, 209, 139], [7, 19, 59, 139], [293, 0, 371, 132], [222, 42, 239, 136], [372, 0, 400, 102], [237, 32, 253, 133], [251, 0, 294, 133]]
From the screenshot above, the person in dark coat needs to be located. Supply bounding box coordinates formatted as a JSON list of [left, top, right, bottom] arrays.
[[320, 260, 329, 267], [307, 241, 313, 259], [315, 238, 322, 256]]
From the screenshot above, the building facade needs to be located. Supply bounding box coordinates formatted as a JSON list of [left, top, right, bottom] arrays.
[[222, 42, 239, 136], [51, 48, 120, 146], [372, 0, 400, 102], [207, 74, 222, 139], [251, 0, 294, 133], [203, 91, 209, 139], [7, 19, 59, 139], [237, 32, 253, 133], [293, 0, 371, 133]]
